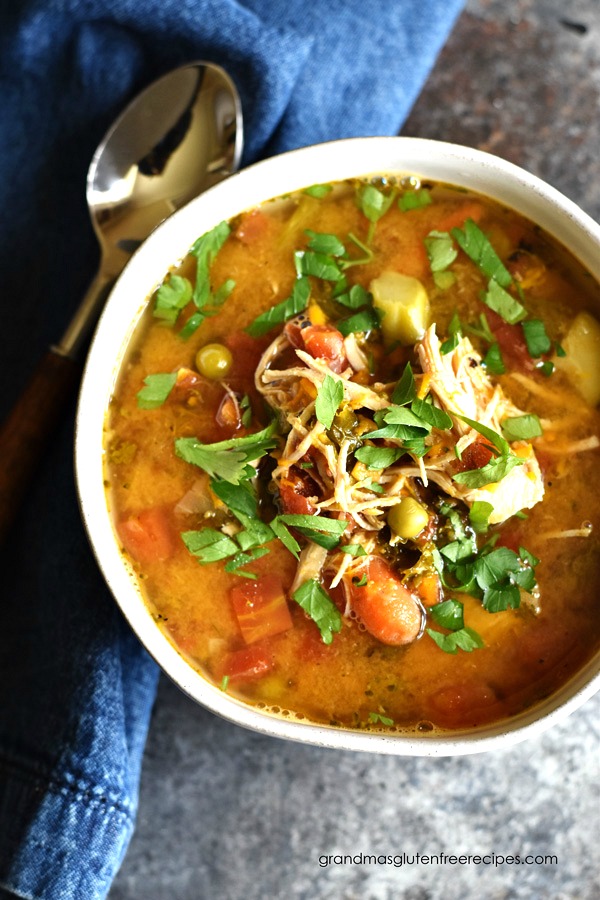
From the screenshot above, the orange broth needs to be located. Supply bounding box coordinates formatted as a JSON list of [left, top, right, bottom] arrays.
[[105, 178, 600, 734]]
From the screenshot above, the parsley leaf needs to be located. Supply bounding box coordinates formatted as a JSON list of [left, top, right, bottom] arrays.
[[358, 184, 395, 224], [305, 230, 346, 257], [440, 311, 463, 354], [425, 230, 457, 273], [391, 362, 417, 405], [246, 276, 310, 337], [269, 518, 301, 558], [175, 421, 278, 484], [368, 712, 394, 726], [453, 453, 523, 488], [410, 398, 453, 431], [334, 284, 372, 310], [483, 341, 506, 375], [354, 446, 404, 469], [399, 189, 432, 211], [292, 578, 342, 644], [455, 414, 510, 456], [469, 500, 494, 533], [190, 221, 231, 309], [315, 374, 344, 429], [181, 529, 239, 563], [224, 547, 270, 579], [153, 275, 193, 324], [358, 184, 396, 243], [136, 372, 177, 409], [451, 218, 512, 287], [483, 279, 527, 325], [501, 414, 543, 442], [427, 627, 485, 654], [336, 307, 380, 336], [294, 250, 342, 282], [303, 184, 333, 198], [209, 478, 258, 519], [430, 598, 465, 630], [522, 319, 552, 357], [276, 514, 348, 535], [340, 544, 367, 557]]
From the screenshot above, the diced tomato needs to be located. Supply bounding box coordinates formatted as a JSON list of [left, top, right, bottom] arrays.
[[225, 331, 272, 384], [347, 557, 423, 646], [230, 574, 294, 644], [301, 325, 347, 373], [428, 681, 500, 728], [461, 440, 494, 470], [234, 209, 270, 245], [219, 644, 275, 682], [278, 467, 319, 515], [486, 310, 535, 373], [117, 507, 176, 565]]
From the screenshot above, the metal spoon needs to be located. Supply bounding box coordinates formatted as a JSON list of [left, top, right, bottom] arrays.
[[0, 61, 243, 541]]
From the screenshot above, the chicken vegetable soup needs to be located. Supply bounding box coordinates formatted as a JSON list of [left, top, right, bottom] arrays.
[[105, 176, 600, 733]]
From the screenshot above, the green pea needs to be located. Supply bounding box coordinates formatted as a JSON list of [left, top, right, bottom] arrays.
[[387, 497, 429, 539], [195, 343, 233, 380]]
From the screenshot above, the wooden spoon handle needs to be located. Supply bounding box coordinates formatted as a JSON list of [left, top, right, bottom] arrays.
[[0, 350, 81, 542]]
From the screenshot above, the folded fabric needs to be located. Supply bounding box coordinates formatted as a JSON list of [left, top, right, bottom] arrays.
[[0, 1, 464, 897]]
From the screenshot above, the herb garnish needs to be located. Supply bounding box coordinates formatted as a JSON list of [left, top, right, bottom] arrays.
[[172, 221, 235, 338], [292, 578, 342, 644], [303, 184, 333, 198], [426, 599, 485, 654], [175, 421, 278, 484], [136, 372, 177, 409], [452, 415, 524, 488], [434, 510, 540, 614], [153, 275, 192, 324], [451, 219, 512, 288], [425, 230, 457, 280], [315, 375, 344, 429], [246, 276, 310, 337], [501, 414, 543, 442], [368, 711, 394, 725], [399, 189, 432, 211], [358, 184, 396, 243], [522, 319, 552, 357]]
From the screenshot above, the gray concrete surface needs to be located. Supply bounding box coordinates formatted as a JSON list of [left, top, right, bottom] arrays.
[[110, 2, 600, 897]]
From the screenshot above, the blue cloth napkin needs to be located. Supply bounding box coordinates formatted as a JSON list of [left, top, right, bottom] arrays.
[[0, 1, 464, 897]]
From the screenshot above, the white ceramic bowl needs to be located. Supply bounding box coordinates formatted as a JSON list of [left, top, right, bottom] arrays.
[[75, 136, 600, 756]]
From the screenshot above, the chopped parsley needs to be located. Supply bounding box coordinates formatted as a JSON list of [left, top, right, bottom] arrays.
[[501, 414, 543, 442], [357, 183, 396, 242], [175, 221, 234, 338], [153, 274, 192, 324], [399, 189, 432, 211], [292, 578, 342, 644], [522, 318, 552, 357], [136, 372, 177, 409], [246, 276, 310, 337], [315, 375, 344, 429], [425, 230, 457, 274], [426, 599, 484, 654], [175, 421, 278, 484], [451, 218, 512, 288], [368, 712, 394, 726]]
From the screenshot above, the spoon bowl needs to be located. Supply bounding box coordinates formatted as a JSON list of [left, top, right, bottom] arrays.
[[62, 61, 243, 359], [0, 60, 242, 542]]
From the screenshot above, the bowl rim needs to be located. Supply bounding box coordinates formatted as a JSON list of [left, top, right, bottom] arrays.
[[75, 135, 600, 756]]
